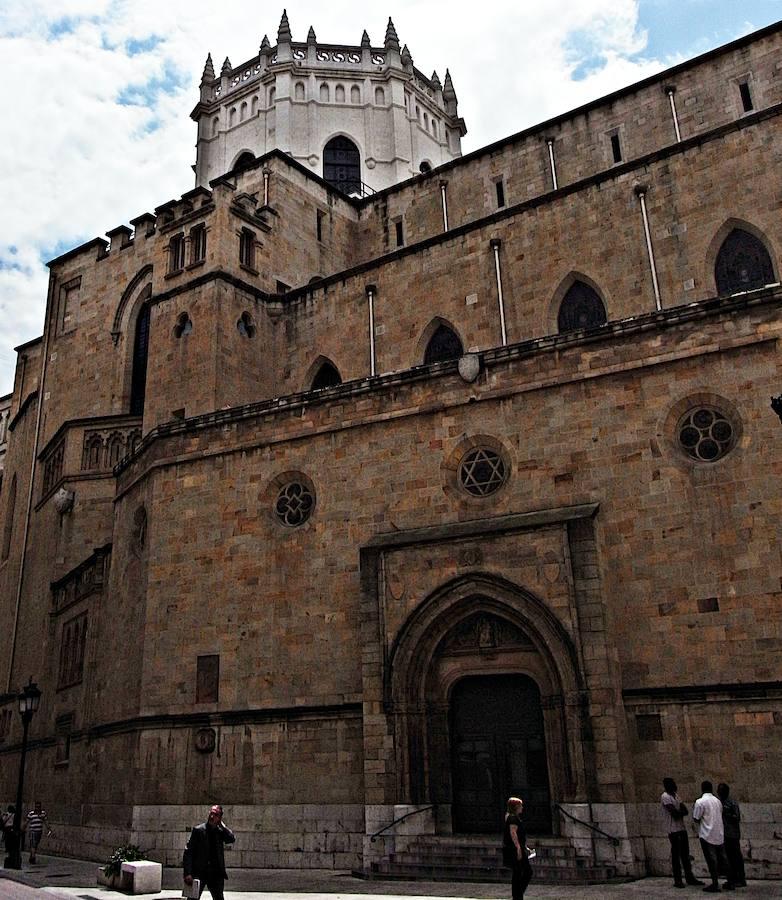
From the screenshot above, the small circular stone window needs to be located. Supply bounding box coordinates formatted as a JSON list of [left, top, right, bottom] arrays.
[[677, 407, 736, 462], [458, 447, 507, 496], [274, 482, 315, 527]]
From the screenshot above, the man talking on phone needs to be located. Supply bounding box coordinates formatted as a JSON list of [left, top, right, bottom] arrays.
[[183, 805, 235, 900]]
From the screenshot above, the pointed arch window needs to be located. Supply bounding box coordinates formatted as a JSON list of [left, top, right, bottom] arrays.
[[234, 152, 255, 172], [311, 361, 342, 390], [130, 302, 151, 417], [323, 136, 360, 195], [424, 324, 463, 365], [1, 472, 16, 561], [557, 281, 607, 333], [715, 228, 775, 295]]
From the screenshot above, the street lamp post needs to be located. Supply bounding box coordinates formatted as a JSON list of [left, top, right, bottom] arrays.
[[5, 677, 42, 870]]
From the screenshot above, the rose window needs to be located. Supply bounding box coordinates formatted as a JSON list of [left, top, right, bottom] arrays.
[[678, 408, 735, 462], [274, 482, 315, 526]]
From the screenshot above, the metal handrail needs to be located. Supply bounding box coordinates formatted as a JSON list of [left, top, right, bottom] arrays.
[[370, 804, 435, 842], [554, 804, 620, 846]]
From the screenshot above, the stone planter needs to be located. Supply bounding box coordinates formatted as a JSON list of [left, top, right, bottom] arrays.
[[96, 867, 122, 888]]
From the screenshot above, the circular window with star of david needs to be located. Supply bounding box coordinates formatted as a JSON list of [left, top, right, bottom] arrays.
[[458, 447, 508, 497]]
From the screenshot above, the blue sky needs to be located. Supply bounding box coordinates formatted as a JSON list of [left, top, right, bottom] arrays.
[[0, 0, 780, 394]]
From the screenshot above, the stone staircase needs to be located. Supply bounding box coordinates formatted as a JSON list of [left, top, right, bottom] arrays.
[[363, 834, 629, 884]]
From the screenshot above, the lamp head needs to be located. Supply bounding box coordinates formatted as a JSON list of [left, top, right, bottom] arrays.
[[17, 678, 41, 717]]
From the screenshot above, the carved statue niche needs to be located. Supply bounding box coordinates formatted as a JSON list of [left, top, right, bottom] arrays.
[[439, 612, 534, 656]]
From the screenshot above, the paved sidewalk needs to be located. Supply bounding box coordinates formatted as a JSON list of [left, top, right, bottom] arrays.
[[0, 855, 779, 898]]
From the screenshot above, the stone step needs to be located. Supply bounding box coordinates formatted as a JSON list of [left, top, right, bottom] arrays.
[[394, 843, 582, 857], [366, 861, 622, 884], [389, 849, 581, 866]]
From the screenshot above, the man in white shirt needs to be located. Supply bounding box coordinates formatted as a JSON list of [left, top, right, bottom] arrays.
[[692, 780, 730, 893]]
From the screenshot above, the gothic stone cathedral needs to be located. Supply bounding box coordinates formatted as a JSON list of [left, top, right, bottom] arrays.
[[1, 12, 782, 883]]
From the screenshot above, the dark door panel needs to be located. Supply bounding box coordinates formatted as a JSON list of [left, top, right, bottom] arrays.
[[451, 675, 552, 834]]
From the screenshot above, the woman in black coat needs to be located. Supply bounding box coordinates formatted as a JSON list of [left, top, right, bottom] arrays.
[[502, 796, 533, 900]]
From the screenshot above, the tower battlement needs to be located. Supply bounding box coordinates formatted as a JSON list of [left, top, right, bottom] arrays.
[[191, 10, 466, 192]]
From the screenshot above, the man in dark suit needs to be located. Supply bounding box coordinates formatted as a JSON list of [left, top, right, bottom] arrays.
[[183, 805, 235, 900]]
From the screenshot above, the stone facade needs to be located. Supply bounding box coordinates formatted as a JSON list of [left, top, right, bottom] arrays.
[[1, 19, 782, 882]]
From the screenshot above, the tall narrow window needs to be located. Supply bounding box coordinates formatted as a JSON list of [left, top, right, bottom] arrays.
[[715, 228, 774, 294], [130, 302, 151, 416], [323, 136, 361, 195], [610, 133, 622, 163], [190, 224, 206, 264], [239, 229, 255, 269], [57, 278, 81, 335], [316, 210, 324, 242], [2, 472, 16, 561], [395, 219, 404, 247], [739, 81, 754, 112], [169, 234, 185, 272], [58, 613, 88, 688], [196, 654, 220, 703], [557, 281, 607, 332], [495, 179, 506, 208], [424, 324, 463, 364]]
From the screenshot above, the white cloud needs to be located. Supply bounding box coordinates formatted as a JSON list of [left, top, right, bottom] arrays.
[[0, 0, 752, 393]]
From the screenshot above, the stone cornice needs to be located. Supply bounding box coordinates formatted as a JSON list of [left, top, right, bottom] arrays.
[[364, 504, 599, 552], [623, 681, 782, 703]]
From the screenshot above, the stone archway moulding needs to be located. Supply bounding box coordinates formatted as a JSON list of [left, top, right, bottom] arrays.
[[358, 503, 603, 812]]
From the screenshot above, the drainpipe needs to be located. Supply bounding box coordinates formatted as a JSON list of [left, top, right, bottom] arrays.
[[8, 271, 56, 690], [635, 185, 662, 311], [366, 284, 377, 376], [665, 86, 682, 143], [439, 181, 449, 231], [546, 138, 559, 190], [490, 239, 508, 346]]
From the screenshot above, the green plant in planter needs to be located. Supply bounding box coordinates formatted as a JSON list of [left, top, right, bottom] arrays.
[[102, 843, 147, 878]]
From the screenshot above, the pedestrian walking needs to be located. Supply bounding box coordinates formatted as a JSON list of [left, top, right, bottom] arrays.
[[25, 801, 52, 864], [182, 804, 235, 900], [502, 796, 533, 900], [661, 777, 703, 888], [693, 781, 731, 892], [2, 805, 15, 859], [717, 783, 746, 888]]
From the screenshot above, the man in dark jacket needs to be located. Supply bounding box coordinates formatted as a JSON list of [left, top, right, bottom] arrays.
[[183, 805, 235, 900], [718, 783, 746, 888]]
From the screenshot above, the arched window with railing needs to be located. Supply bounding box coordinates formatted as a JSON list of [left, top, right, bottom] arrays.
[[323, 136, 361, 195]]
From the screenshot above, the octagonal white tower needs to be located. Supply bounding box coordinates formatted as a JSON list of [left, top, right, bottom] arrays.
[[190, 11, 467, 193]]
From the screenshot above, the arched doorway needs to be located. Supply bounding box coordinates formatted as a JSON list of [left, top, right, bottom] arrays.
[[450, 674, 551, 834], [323, 136, 361, 194]]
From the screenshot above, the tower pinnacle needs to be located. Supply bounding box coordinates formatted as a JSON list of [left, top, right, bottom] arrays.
[[384, 17, 400, 52], [220, 57, 232, 76], [278, 9, 292, 44], [201, 53, 215, 85]]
